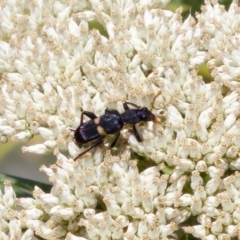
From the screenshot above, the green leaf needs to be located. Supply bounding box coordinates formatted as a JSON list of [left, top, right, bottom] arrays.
[[0, 173, 51, 197]]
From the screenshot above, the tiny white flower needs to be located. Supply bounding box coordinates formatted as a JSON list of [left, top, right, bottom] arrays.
[[66, 233, 88, 240], [190, 197, 202, 215], [50, 205, 76, 220], [178, 194, 193, 207], [211, 219, 224, 235], [38, 193, 60, 205], [22, 144, 51, 154], [183, 225, 206, 238], [0, 126, 15, 136], [206, 177, 221, 194], [194, 186, 207, 200], [205, 196, 220, 208], [159, 221, 178, 237], [175, 208, 191, 224], [225, 224, 239, 237], [190, 170, 204, 189], [202, 206, 220, 219]]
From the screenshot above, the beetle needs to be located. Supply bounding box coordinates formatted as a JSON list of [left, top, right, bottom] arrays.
[[73, 91, 162, 160]]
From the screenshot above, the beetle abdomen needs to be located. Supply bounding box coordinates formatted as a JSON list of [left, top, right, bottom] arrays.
[[75, 121, 99, 144]]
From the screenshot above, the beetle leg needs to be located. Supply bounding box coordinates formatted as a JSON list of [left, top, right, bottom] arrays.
[[82, 111, 98, 120], [80, 111, 98, 125], [133, 124, 142, 142], [123, 102, 141, 110], [74, 137, 103, 161], [110, 132, 120, 148]]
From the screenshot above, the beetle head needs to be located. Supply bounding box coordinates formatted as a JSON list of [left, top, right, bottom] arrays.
[[137, 107, 156, 122], [138, 107, 162, 124]]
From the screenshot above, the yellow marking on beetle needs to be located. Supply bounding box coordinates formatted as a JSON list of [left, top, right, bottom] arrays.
[[97, 126, 107, 136], [94, 118, 100, 124]]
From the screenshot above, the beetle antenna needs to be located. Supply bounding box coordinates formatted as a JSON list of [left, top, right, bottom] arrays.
[[150, 91, 162, 125], [151, 91, 162, 111]]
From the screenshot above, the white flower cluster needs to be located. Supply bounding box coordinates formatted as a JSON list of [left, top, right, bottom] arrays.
[[1, 0, 240, 239], [0, 180, 34, 239], [0, 0, 172, 155], [17, 151, 181, 239], [17, 150, 240, 239], [198, 0, 240, 90]]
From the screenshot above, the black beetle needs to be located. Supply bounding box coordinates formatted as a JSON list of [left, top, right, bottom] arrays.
[[73, 91, 162, 160]]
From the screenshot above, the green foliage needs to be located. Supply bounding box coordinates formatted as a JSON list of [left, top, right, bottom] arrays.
[[0, 173, 51, 197]]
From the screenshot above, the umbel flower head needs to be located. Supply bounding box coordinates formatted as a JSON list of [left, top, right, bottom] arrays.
[[1, 0, 240, 239]]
